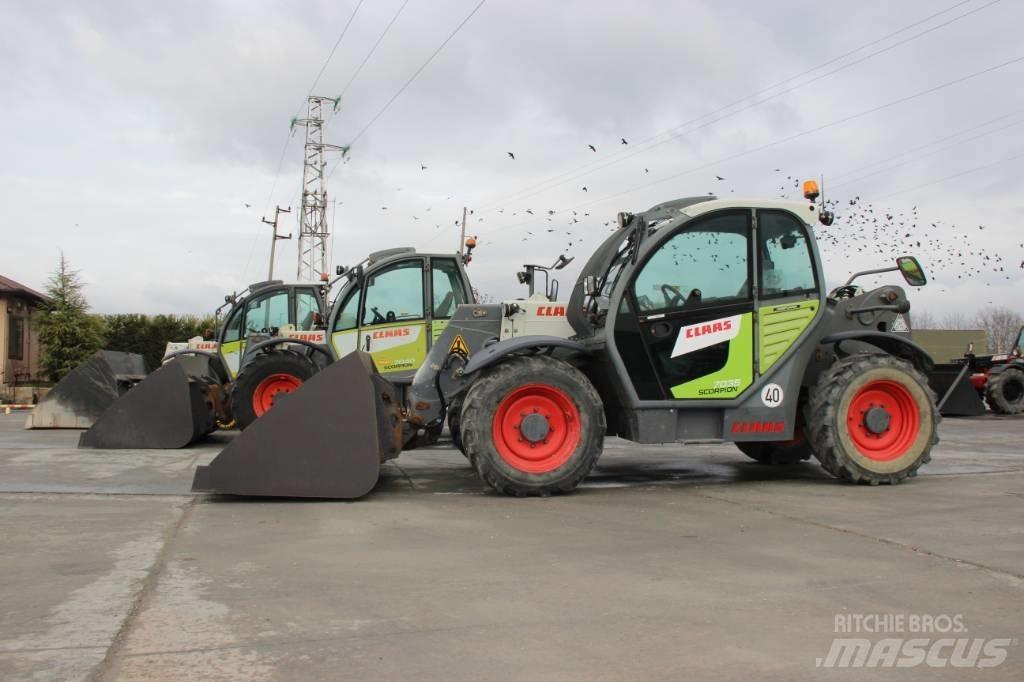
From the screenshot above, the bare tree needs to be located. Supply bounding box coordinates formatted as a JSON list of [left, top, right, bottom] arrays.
[[911, 309, 937, 329], [974, 306, 1024, 353], [941, 310, 972, 330]]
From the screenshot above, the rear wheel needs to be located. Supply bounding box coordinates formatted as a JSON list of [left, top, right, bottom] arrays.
[[230, 351, 317, 430], [985, 367, 1024, 414], [807, 354, 938, 484], [460, 355, 605, 496]]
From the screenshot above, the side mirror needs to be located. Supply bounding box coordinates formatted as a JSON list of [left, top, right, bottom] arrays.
[[896, 256, 927, 287], [616, 212, 633, 229], [224, 295, 232, 303], [516, 271, 531, 285], [583, 275, 598, 296], [335, 265, 346, 276]]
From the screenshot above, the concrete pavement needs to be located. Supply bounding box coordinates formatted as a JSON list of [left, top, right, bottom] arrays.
[[1, 412, 1022, 680]]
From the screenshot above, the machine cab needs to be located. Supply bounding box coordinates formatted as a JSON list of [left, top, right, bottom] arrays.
[[328, 249, 474, 381], [584, 198, 824, 404], [218, 282, 327, 377]]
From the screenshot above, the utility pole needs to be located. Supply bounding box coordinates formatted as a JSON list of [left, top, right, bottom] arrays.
[[262, 205, 292, 280], [291, 95, 348, 282], [458, 206, 468, 254]]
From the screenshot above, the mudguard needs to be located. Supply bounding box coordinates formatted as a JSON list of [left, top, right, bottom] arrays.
[[462, 336, 587, 375], [821, 331, 935, 372]]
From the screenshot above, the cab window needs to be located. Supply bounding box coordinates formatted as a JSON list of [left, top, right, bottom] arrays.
[[757, 211, 817, 298], [244, 291, 289, 334], [221, 305, 243, 343], [295, 289, 321, 330], [432, 259, 467, 319], [333, 288, 360, 332], [632, 211, 751, 313], [362, 260, 425, 325]]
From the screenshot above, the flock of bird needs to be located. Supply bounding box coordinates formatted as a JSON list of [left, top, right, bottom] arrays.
[[244, 138, 1022, 301]]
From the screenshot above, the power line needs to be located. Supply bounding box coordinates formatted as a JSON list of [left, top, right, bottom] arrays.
[[475, 0, 998, 211], [242, 0, 366, 280], [339, 0, 412, 101], [830, 109, 1024, 180], [304, 0, 367, 103], [480, 53, 1024, 240], [831, 115, 1024, 189], [874, 150, 1024, 200], [327, 0, 488, 180]]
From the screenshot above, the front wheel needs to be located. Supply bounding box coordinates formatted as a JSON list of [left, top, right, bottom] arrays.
[[807, 354, 938, 484], [230, 351, 316, 430], [460, 355, 605, 496]]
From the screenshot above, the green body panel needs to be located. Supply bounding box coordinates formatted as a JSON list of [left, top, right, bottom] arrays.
[[757, 300, 819, 373], [368, 320, 428, 374], [219, 340, 245, 379], [671, 312, 754, 399]]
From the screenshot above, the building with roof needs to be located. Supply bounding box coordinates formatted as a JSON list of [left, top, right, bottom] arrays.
[[0, 275, 48, 402]]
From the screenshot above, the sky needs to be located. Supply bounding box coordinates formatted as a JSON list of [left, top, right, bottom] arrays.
[[2, 0, 1022, 321]]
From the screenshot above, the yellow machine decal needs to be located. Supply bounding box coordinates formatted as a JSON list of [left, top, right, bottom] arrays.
[[449, 334, 471, 358], [362, 321, 427, 374], [758, 300, 819, 372]]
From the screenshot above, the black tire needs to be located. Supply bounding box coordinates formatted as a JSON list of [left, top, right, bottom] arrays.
[[460, 355, 605, 496], [230, 351, 317, 430], [448, 398, 465, 455], [736, 439, 813, 465], [985, 368, 1024, 414], [807, 354, 938, 485]]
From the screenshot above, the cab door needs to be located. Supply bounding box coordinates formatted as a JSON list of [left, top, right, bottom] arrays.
[[356, 258, 429, 378], [754, 210, 821, 374], [428, 256, 470, 344], [618, 210, 755, 400]]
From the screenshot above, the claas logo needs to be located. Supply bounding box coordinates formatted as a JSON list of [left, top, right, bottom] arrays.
[[731, 421, 785, 434], [371, 328, 411, 339], [686, 319, 732, 339], [537, 306, 566, 316]]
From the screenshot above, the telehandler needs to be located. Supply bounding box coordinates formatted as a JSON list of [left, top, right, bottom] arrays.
[[194, 181, 940, 498]]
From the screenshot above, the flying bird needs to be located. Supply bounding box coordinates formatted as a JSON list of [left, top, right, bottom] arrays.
[[244, 203, 251, 208], [420, 164, 428, 170], [582, 186, 588, 192], [621, 138, 628, 145], [588, 144, 596, 152], [715, 175, 725, 181], [644, 168, 649, 174], [507, 152, 515, 160]]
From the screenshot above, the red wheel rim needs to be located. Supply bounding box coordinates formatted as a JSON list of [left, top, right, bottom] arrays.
[[847, 379, 920, 461], [492, 383, 581, 473], [252, 373, 303, 416]]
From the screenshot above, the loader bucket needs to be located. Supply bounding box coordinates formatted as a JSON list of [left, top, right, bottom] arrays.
[[78, 360, 217, 449], [25, 350, 147, 429], [192, 351, 403, 499], [928, 362, 986, 417]]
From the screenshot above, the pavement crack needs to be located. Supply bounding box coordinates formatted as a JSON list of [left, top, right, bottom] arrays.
[[87, 496, 198, 682]]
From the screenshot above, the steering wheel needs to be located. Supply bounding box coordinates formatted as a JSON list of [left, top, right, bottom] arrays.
[[660, 284, 685, 307], [370, 306, 387, 325]]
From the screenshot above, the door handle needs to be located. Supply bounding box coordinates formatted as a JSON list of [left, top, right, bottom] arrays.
[[650, 321, 673, 338], [364, 335, 371, 351]]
